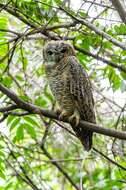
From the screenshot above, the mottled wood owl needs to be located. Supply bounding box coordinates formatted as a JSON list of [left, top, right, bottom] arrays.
[[43, 41, 96, 151]]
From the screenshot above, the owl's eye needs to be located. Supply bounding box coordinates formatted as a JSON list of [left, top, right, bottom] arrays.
[[60, 48, 67, 53], [47, 50, 53, 55]]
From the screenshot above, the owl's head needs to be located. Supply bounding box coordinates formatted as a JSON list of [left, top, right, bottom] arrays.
[[43, 41, 75, 63]]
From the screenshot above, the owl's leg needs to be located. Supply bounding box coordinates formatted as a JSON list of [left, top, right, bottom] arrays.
[[68, 108, 80, 126]]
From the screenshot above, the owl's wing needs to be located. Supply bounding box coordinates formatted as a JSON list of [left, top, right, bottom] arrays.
[[67, 56, 95, 151], [68, 56, 95, 123]]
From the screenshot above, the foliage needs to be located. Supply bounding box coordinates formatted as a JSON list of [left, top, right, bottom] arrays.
[[0, 0, 126, 189]]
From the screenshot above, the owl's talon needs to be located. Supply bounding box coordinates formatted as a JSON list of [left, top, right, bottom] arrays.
[[69, 110, 80, 126], [54, 108, 62, 115], [59, 111, 69, 120]]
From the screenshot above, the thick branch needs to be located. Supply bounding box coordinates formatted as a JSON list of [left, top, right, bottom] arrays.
[[111, 0, 126, 24], [0, 83, 126, 140], [0, 104, 18, 112]]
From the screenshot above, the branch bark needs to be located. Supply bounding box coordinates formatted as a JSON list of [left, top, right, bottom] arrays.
[[110, 0, 126, 24], [0, 83, 126, 141], [59, 6, 126, 50], [75, 45, 126, 73]]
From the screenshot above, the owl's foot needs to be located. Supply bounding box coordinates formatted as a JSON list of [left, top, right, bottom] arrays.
[[59, 110, 70, 120], [69, 109, 80, 126], [54, 107, 62, 115]]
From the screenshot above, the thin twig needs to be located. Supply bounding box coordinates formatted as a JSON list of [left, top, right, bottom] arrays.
[[93, 147, 126, 171]]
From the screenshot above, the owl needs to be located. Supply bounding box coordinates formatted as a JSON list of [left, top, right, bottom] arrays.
[[43, 41, 96, 151]]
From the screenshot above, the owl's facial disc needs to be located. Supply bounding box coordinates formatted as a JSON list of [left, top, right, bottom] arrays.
[[43, 41, 75, 64]]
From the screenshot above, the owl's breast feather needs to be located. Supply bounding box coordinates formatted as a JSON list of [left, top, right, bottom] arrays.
[[45, 61, 57, 71]]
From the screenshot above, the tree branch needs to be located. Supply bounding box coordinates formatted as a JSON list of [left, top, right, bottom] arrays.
[[75, 45, 126, 73], [93, 147, 126, 171], [40, 126, 80, 190], [8, 149, 40, 190], [6, 159, 38, 190], [45, 21, 77, 30], [86, 1, 115, 10], [59, 6, 126, 50], [0, 3, 60, 40], [0, 83, 126, 141], [110, 0, 126, 24], [0, 104, 18, 112], [41, 146, 80, 190], [1, 2, 126, 50]]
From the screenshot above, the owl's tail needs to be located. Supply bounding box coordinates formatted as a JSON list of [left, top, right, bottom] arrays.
[[71, 124, 93, 151]]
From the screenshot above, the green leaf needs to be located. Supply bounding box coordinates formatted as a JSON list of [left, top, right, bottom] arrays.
[[121, 72, 126, 80], [107, 67, 121, 91], [0, 62, 7, 71], [35, 96, 47, 107], [10, 117, 20, 131], [0, 170, 5, 179], [15, 75, 24, 82], [0, 17, 8, 30], [114, 24, 126, 34], [16, 125, 24, 141], [19, 95, 31, 102], [36, 65, 45, 76], [25, 123, 36, 139], [5, 182, 13, 190], [7, 115, 15, 126], [0, 151, 5, 158], [0, 145, 4, 149], [23, 116, 40, 127], [54, 0, 62, 4], [44, 84, 53, 102], [22, 57, 28, 71], [2, 76, 13, 87], [78, 11, 87, 18], [0, 162, 4, 170]]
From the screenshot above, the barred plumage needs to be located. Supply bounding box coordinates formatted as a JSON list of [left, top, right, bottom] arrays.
[[43, 41, 96, 151]]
